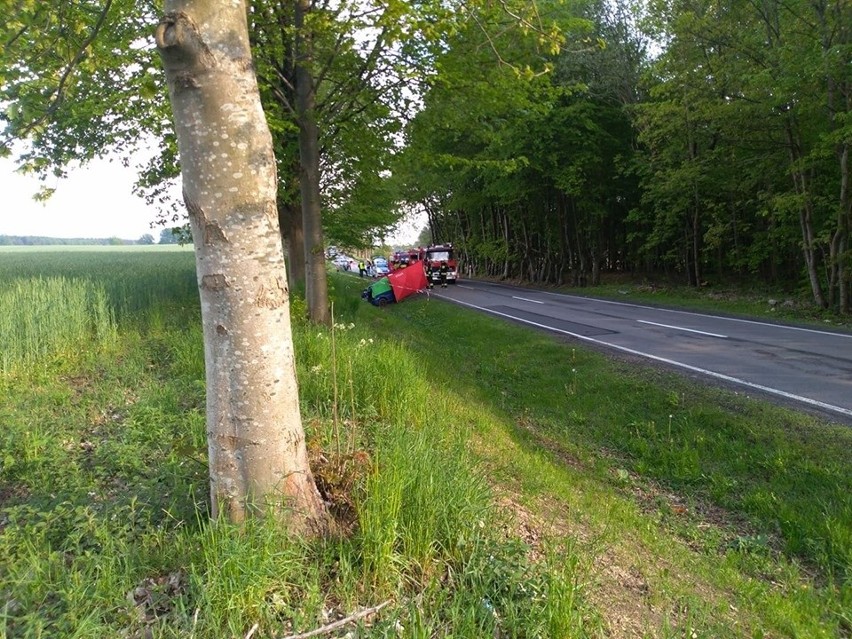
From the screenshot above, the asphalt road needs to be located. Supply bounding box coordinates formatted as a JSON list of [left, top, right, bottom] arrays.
[[430, 280, 852, 423]]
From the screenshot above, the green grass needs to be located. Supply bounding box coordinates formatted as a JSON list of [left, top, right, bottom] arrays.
[[0, 276, 116, 374], [359, 278, 851, 579], [0, 245, 198, 323], [0, 250, 849, 637], [0, 249, 596, 638]]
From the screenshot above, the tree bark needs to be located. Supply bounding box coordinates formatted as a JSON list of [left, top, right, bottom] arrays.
[[279, 198, 306, 293], [295, 0, 330, 325], [784, 119, 828, 308], [156, 1, 327, 532]]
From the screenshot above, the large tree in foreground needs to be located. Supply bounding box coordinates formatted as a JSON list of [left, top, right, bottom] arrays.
[[155, 0, 326, 530]]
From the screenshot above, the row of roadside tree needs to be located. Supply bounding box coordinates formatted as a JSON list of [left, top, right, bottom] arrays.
[[393, 0, 851, 313]]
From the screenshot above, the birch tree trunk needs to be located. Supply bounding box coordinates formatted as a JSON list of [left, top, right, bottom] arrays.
[[155, 1, 327, 532]]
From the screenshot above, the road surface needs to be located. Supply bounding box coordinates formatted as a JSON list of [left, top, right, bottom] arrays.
[[430, 280, 852, 422]]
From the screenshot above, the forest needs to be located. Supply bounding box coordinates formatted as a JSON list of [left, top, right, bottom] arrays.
[[2, 0, 849, 313], [396, 0, 851, 314]]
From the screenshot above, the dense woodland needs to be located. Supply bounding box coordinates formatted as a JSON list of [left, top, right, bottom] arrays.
[[1, 0, 849, 312], [396, 0, 851, 314]]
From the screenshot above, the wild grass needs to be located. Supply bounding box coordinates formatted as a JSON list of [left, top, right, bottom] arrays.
[[1, 249, 849, 637], [0, 246, 197, 324], [0, 249, 594, 638]]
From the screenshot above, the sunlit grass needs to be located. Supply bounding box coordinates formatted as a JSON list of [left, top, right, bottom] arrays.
[[0, 249, 595, 638], [1, 249, 847, 637], [0, 276, 116, 374], [0, 245, 197, 322]]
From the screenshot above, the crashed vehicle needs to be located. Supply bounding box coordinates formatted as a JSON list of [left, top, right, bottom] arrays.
[[362, 260, 427, 306]]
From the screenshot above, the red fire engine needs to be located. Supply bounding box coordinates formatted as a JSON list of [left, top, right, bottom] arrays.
[[422, 243, 458, 285]]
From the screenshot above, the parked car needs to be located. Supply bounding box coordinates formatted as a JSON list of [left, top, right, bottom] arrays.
[[333, 256, 350, 271], [372, 257, 390, 277]]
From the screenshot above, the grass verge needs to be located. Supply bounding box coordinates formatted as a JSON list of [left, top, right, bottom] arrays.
[[338, 272, 851, 637]]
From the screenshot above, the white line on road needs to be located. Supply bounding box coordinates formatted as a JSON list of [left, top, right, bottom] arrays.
[[637, 320, 727, 339], [512, 296, 544, 304], [527, 288, 852, 338], [445, 297, 852, 420]]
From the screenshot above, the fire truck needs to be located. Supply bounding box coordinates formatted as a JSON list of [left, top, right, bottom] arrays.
[[389, 248, 423, 269], [422, 243, 458, 285]]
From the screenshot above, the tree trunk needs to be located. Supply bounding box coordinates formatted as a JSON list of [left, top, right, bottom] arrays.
[[156, 1, 327, 532], [295, 0, 330, 325], [784, 119, 828, 308], [279, 199, 306, 293], [836, 142, 850, 313], [501, 208, 511, 280]]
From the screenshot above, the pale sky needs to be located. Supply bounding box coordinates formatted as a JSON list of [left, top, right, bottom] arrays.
[[1, 154, 422, 244], [1, 156, 166, 241]]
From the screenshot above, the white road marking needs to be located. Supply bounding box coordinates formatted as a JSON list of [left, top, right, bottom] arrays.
[[526, 288, 852, 338], [446, 297, 852, 420], [512, 296, 544, 304], [637, 320, 727, 339]]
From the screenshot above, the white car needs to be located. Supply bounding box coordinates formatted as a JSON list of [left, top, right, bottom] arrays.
[[333, 256, 350, 271], [372, 257, 390, 277]]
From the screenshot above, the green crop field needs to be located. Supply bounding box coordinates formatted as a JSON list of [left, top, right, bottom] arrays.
[[0, 246, 197, 374]]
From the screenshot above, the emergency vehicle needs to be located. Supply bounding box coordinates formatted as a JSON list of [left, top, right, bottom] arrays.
[[422, 243, 458, 285]]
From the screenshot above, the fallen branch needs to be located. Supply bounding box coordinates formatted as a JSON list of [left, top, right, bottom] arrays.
[[279, 601, 392, 639]]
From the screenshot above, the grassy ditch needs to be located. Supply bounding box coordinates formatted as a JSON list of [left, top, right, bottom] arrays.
[[0, 249, 848, 638]]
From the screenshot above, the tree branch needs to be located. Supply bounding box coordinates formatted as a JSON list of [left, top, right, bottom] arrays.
[[6, 0, 114, 144]]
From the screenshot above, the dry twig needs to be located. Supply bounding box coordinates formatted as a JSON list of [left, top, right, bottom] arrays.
[[279, 601, 391, 639]]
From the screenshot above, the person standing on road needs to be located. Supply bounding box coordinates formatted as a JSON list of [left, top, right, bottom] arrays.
[[439, 260, 449, 288], [358, 260, 366, 277]]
